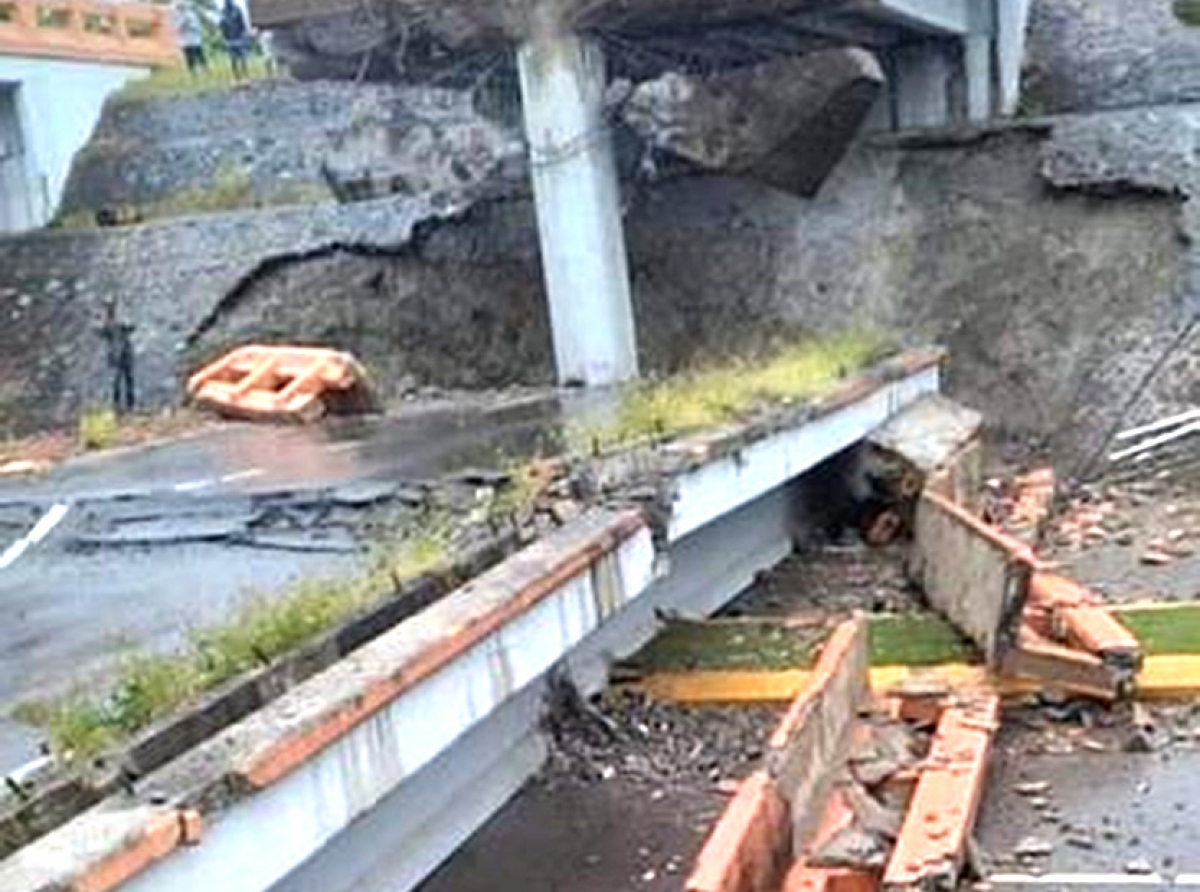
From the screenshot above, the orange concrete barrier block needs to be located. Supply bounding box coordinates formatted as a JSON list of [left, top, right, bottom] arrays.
[[882, 691, 999, 892], [1003, 626, 1123, 701], [1028, 572, 1142, 665], [187, 345, 378, 423], [687, 771, 792, 892]]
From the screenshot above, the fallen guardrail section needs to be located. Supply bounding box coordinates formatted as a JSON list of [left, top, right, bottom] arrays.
[[914, 488, 1142, 701], [0, 351, 941, 892], [686, 619, 1000, 892]]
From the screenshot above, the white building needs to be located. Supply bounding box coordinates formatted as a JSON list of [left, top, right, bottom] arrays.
[[0, 0, 179, 231]]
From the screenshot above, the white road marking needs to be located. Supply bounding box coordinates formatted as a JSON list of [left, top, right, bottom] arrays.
[[220, 468, 264, 484], [0, 502, 71, 570], [990, 874, 1172, 886], [172, 479, 213, 493]]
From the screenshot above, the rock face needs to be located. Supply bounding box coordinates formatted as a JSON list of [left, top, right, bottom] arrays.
[[58, 82, 526, 220], [1025, 0, 1200, 113], [319, 90, 526, 203], [2, 110, 1192, 464], [621, 49, 885, 196], [0, 196, 458, 436]]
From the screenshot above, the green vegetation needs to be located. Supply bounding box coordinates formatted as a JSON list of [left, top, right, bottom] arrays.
[[18, 526, 452, 760], [627, 620, 826, 673], [625, 612, 978, 674], [1118, 604, 1200, 655], [1175, 0, 1200, 27], [77, 408, 120, 451], [868, 613, 977, 666], [114, 56, 272, 103], [486, 458, 551, 526], [571, 331, 892, 454]]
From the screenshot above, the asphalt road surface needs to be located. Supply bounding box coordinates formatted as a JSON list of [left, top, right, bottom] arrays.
[[978, 738, 1200, 886], [0, 392, 573, 774]]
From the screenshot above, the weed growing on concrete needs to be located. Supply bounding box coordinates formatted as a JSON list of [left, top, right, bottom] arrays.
[[1176, 0, 1200, 26], [570, 330, 891, 454], [486, 458, 554, 527], [19, 527, 454, 761], [77, 408, 120, 451]]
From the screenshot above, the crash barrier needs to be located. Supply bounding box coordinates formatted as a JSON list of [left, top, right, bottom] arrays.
[[857, 395, 1143, 701], [187, 345, 378, 423], [0, 351, 944, 892], [0, 0, 179, 67], [914, 489, 1142, 700], [687, 619, 1001, 892]]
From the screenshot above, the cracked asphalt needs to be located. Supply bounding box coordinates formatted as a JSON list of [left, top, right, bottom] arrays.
[[0, 392, 571, 773]]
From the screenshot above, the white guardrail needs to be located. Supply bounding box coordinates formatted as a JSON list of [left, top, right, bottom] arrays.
[[1, 352, 941, 892]]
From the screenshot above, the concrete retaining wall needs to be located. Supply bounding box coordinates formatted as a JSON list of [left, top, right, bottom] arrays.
[[0, 55, 145, 231]]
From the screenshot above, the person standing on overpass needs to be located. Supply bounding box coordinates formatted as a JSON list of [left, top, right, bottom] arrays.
[[219, 0, 251, 80], [174, 2, 207, 76]]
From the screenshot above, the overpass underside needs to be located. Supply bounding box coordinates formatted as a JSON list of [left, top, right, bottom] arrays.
[[255, 0, 1028, 129], [251, 0, 1028, 385]]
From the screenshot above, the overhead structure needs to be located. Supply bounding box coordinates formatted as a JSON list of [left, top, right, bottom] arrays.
[[247, 0, 1030, 388]]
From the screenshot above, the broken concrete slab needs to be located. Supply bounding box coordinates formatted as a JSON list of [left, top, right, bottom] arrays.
[[621, 49, 885, 196], [767, 619, 870, 850], [867, 394, 983, 482], [910, 490, 1035, 667]]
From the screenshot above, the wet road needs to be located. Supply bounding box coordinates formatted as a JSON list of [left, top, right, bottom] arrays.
[[0, 392, 572, 773], [978, 745, 1200, 884]]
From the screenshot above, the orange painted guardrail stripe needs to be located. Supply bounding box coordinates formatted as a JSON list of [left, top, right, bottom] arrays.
[[0, 0, 180, 68], [882, 692, 999, 891], [237, 510, 646, 790], [73, 809, 202, 892]]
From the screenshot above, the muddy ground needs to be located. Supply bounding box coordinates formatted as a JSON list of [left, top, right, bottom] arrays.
[[978, 702, 1200, 875], [419, 695, 782, 892], [1046, 455, 1200, 604]]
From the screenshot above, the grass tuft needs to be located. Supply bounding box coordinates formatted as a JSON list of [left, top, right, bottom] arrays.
[[114, 56, 272, 103], [77, 408, 120, 451], [1176, 0, 1200, 26], [17, 527, 453, 761], [571, 331, 892, 453]]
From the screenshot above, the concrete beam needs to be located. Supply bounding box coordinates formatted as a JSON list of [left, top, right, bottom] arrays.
[[996, 0, 1031, 114], [781, 11, 903, 48], [889, 40, 956, 131], [849, 0, 971, 35], [517, 33, 639, 387]]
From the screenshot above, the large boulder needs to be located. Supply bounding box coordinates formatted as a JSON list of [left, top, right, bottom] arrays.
[[620, 48, 884, 196]]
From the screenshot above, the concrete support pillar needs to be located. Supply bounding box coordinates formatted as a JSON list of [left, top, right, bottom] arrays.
[[517, 33, 639, 387], [892, 41, 953, 130], [963, 33, 993, 122], [996, 0, 1031, 115]]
